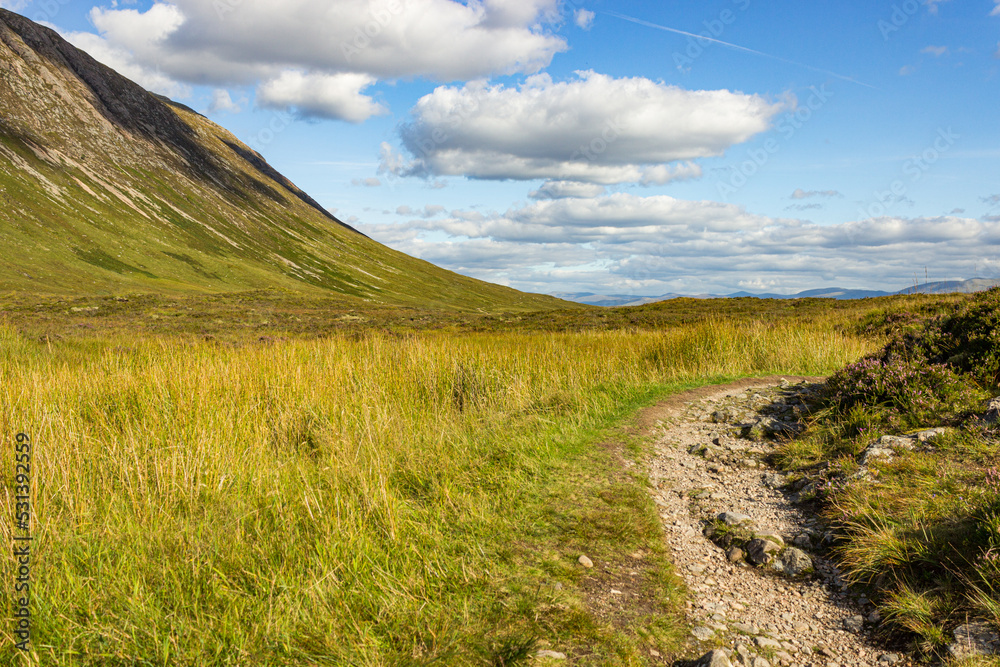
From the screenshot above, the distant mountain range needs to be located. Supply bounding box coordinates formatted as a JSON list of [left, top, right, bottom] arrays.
[[555, 278, 1000, 308]]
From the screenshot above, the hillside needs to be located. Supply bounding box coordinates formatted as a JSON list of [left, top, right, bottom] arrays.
[[0, 9, 566, 311]]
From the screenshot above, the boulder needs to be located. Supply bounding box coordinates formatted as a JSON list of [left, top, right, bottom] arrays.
[[947, 622, 1000, 660]]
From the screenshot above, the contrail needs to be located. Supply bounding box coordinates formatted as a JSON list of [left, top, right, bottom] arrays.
[[604, 11, 878, 90]]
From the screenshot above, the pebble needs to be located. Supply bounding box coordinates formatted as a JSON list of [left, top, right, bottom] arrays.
[[577, 555, 593, 568]]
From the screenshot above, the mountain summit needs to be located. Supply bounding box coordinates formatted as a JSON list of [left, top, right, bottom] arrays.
[[0, 9, 560, 310]]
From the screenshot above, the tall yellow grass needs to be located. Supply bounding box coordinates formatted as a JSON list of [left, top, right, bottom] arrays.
[[0, 320, 871, 664]]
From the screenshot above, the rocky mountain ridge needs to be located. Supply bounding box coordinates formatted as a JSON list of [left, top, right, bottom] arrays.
[[0, 9, 562, 311]]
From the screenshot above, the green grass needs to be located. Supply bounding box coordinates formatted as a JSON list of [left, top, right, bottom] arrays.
[[773, 289, 1000, 662], [0, 312, 872, 665]]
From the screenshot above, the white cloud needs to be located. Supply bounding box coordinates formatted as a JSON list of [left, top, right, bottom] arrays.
[[791, 189, 843, 199], [359, 193, 1000, 295], [257, 71, 386, 123], [529, 181, 607, 200], [352, 177, 382, 187], [992, 1, 1000, 16], [0, 1, 29, 10], [921, 45, 949, 56], [208, 89, 242, 113], [396, 204, 446, 218], [925, 0, 952, 14], [79, 0, 566, 88], [575, 9, 595, 30], [62, 1, 568, 120], [385, 71, 789, 185]]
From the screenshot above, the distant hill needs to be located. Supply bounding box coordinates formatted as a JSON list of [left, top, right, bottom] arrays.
[[556, 278, 1000, 307], [0, 9, 568, 311]]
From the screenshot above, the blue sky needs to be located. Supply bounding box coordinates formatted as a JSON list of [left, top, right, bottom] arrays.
[[5, 0, 1000, 296]]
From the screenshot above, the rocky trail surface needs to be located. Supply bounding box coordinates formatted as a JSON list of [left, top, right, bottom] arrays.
[[647, 378, 909, 667]]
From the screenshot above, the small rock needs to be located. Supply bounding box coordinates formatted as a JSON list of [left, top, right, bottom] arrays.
[[726, 546, 745, 563], [947, 621, 1000, 660], [752, 531, 785, 547], [746, 539, 781, 566], [750, 658, 770, 667], [535, 649, 567, 660], [731, 622, 756, 635], [690, 649, 733, 667], [771, 547, 813, 576], [718, 511, 754, 526], [754, 636, 781, 650], [878, 653, 901, 664], [577, 555, 593, 568], [691, 626, 715, 642], [914, 427, 947, 443], [762, 472, 787, 489], [843, 615, 865, 633]]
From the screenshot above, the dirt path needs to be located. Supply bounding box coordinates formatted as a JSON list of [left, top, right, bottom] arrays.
[[639, 377, 908, 667]]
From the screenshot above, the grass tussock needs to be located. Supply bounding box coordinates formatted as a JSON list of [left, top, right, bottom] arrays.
[[0, 315, 870, 665], [775, 288, 1000, 660]]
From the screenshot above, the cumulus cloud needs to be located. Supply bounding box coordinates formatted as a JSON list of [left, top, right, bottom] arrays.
[[359, 193, 1000, 295], [921, 45, 949, 56], [257, 71, 386, 122], [575, 9, 596, 29], [791, 189, 843, 199], [66, 0, 567, 116], [529, 181, 607, 200], [208, 88, 242, 113], [396, 204, 446, 218], [383, 71, 789, 185]]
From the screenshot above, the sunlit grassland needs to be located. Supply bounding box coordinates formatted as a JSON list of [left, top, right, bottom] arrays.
[[0, 318, 873, 665]]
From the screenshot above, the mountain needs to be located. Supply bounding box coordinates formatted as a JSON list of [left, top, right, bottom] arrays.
[[0, 9, 567, 311], [558, 279, 1000, 307]]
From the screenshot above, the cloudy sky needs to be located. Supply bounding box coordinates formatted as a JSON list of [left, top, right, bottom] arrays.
[[6, 0, 1000, 296]]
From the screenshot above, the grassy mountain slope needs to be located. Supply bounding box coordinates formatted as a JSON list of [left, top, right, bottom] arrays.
[[0, 9, 566, 311]]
